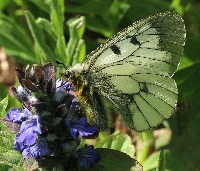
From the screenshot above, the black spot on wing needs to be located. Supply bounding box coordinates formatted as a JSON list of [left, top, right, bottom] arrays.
[[110, 45, 121, 55], [130, 36, 140, 45], [139, 82, 148, 93]]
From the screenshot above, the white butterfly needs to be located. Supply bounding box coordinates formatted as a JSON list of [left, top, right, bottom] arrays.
[[67, 11, 186, 132]]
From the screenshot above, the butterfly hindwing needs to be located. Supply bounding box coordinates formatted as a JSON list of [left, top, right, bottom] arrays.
[[89, 67, 178, 131]]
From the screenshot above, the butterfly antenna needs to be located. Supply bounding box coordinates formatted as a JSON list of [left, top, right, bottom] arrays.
[[56, 60, 67, 68]]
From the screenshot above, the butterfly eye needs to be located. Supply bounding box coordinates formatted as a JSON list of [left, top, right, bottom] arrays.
[[65, 71, 71, 78]]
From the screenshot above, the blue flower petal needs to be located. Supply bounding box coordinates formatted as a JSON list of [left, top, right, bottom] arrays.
[[17, 115, 42, 146], [22, 140, 50, 159], [14, 133, 26, 151], [7, 108, 32, 123], [78, 145, 101, 169], [66, 117, 97, 139]]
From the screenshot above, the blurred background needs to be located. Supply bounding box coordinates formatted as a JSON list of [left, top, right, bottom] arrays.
[[0, 0, 200, 170]]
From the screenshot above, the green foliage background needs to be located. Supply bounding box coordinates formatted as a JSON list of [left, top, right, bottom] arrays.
[[0, 0, 200, 170]]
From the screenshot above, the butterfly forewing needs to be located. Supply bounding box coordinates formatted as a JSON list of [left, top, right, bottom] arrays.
[[70, 11, 186, 132], [84, 11, 185, 76]]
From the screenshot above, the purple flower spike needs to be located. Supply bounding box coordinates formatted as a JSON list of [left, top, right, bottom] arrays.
[[22, 140, 50, 159], [17, 115, 42, 146], [7, 108, 32, 123], [66, 117, 97, 139], [78, 145, 101, 169], [11, 85, 31, 103]]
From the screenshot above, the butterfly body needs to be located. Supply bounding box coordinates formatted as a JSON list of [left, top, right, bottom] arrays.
[[67, 11, 186, 132]]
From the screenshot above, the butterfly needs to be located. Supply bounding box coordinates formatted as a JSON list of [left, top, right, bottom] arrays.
[[66, 11, 186, 132]]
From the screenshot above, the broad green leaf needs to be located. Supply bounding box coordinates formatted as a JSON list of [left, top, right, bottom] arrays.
[[0, 163, 11, 171], [0, 130, 15, 149], [95, 131, 135, 158], [89, 148, 142, 171], [0, 130, 23, 170], [0, 148, 24, 171]]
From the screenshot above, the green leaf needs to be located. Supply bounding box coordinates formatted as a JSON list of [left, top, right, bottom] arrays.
[[36, 18, 57, 40], [0, 96, 8, 118], [89, 148, 143, 171], [55, 35, 68, 63], [0, 163, 11, 171], [143, 151, 160, 171], [65, 0, 113, 14], [0, 12, 36, 64], [0, 0, 11, 10], [25, 10, 55, 64], [51, 0, 64, 36], [174, 37, 200, 101], [0, 130, 24, 170], [28, 0, 51, 13], [95, 131, 135, 158], [35, 0, 65, 41], [137, 130, 154, 164], [85, 16, 111, 37], [154, 128, 171, 150], [110, 0, 130, 21], [66, 16, 86, 67], [66, 1, 130, 38], [0, 96, 9, 131], [72, 39, 86, 65], [0, 130, 15, 149], [107, 0, 130, 35], [156, 150, 165, 171], [143, 150, 169, 171], [170, 0, 184, 15]]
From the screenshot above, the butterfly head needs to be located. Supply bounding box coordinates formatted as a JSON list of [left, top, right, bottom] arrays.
[[64, 63, 89, 96]]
